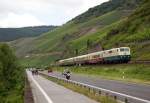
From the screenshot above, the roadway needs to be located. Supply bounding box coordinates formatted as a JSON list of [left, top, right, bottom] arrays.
[[44, 71, 150, 103], [26, 70, 98, 103]]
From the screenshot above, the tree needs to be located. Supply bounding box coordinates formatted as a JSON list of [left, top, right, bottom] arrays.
[[0, 44, 23, 90], [87, 39, 92, 49]]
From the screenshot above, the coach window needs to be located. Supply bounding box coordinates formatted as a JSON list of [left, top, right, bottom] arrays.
[[109, 51, 112, 53]]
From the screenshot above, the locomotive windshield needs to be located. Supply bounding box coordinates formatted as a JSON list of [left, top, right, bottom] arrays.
[[120, 48, 129, 52]]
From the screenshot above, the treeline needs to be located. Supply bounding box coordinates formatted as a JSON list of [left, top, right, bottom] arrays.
[[0, 44, 24, 103], [0, 26, 57, 41], [73, 0, 141, 23]]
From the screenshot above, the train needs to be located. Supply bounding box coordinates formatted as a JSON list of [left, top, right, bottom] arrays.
[[58, 47, 131, 66]]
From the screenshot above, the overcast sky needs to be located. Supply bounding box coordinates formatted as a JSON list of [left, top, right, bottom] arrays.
[[0, 0, 109, 28]]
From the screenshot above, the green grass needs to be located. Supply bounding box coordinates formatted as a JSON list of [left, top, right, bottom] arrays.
[[42, 75, 118, 103], [70, 19, 123, 52], [20, 54, 60, 67], [53, 64, 150, 84], [0, 90, 23, 103]]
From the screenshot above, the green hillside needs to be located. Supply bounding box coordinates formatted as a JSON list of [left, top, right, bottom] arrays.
[[0, 26, 56, 41], [9, 0, 150, 67], [101, 0, 150, 60], [73, 0, 141, 23], [11, 10, 131, 66]]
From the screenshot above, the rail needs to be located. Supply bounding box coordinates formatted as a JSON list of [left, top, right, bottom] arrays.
[[129, 60, 150, 64]]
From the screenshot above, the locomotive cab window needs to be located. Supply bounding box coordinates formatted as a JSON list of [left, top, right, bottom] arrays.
[[120, 48, 129, 52], [125, 48, 129, 51]]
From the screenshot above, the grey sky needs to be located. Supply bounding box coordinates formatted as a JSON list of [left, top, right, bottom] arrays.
[[0, 0, 109, 28]]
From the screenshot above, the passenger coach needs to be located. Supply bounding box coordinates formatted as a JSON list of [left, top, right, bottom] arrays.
[[58, 47, 131, 66]]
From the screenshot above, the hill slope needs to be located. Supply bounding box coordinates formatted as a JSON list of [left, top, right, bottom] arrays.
[[11, 10, 131, 57], [101, 0, 150, 60], [0, 26, 56, 41], [73, 0, 141, 23], [9, 0, 150, 67]]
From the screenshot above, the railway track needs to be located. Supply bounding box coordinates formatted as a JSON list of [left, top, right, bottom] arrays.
[[129, 60, 150, 64]]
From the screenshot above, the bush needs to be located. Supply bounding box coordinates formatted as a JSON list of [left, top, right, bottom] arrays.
[[0, 43, 24, 103]]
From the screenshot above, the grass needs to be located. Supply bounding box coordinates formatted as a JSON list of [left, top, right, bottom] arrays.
[[42, 75, 118, 103], [53, 64, 150, 84], [0, 75, 25, 103], [70, 19, 122, 52], [5, 90, 23, 103], [20, 54, 60, 67]]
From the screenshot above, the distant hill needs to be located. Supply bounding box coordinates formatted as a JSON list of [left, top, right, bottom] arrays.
[[9, 0, 150, 67], [0, 26, 57, 41]]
